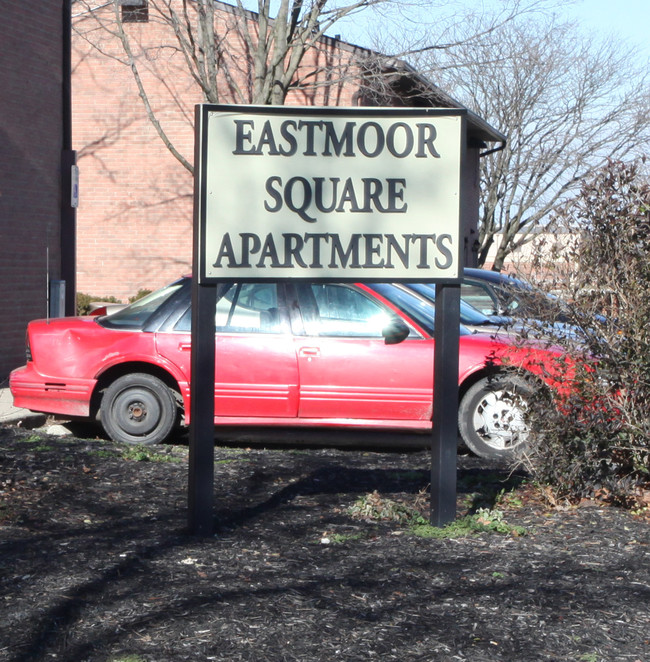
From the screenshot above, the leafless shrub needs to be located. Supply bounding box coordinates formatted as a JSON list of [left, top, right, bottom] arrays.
[[518, 159, 650, 508]]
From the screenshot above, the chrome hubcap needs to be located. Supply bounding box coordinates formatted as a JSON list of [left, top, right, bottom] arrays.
[[473, 389, 529, 451]]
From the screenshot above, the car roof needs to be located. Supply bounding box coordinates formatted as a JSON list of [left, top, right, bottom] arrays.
[[463, 267, 531, 289]]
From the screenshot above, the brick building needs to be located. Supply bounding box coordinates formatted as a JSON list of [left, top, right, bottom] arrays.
[[71, 1, 504, 301], [0, 2, 76, 380]]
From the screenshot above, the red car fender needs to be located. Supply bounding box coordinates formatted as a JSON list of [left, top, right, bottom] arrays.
[[91, 348, 190, 406]]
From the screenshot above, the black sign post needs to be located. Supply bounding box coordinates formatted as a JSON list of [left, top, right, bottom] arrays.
[[188, 282, 216, 535], [431, 283, 460, 525], [188, 105, 217, 535]]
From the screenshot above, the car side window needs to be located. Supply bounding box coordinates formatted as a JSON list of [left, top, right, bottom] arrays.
[[174, 283, 282, 333], [461, 282, 499, 316], [297, 283, 391, 337]]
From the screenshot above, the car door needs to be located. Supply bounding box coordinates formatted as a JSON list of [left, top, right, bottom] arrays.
[[156, 282, 299, 420], [292, 282, 433, 425]]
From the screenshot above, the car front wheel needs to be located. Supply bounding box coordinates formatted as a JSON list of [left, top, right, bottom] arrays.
[[100, 373, 177, 445], [458, 374, 536, 460]]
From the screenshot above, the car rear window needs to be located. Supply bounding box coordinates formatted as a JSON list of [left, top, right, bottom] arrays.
[[98, 281, 185, 330]]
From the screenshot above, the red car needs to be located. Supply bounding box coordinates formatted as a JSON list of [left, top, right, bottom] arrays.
[[10, 279, 569, 459]]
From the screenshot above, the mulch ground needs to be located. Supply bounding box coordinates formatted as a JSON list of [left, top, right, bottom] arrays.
[[0, 423, 648, 662]]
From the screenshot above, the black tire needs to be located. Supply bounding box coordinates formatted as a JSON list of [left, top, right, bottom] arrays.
[[100, 373, 177, 445], [458, 374, 535, 460]]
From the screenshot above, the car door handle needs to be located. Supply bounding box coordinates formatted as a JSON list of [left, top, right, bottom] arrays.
[[299, 347, 320, 358], [179, 343, 192, 351]]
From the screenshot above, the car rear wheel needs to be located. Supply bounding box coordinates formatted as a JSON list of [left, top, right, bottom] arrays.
[[458, 374, 535, 460], [100, 373, 177, 445]]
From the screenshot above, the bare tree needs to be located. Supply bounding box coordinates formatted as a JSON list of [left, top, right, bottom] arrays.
[[73, 0, 393, 173], [413, 15, 650, 270], [73, 0, 551, 177]]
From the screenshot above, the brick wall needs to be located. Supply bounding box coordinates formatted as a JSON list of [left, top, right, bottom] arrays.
[[72, 1, 364, 301], [0, 5, 65, 380]]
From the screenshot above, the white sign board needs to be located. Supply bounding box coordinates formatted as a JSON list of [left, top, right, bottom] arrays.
[[195, 105, 465, 282]]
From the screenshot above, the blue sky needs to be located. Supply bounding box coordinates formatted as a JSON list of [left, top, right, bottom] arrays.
[[332, 0, 650, 63], [565, 0, 650, 59]]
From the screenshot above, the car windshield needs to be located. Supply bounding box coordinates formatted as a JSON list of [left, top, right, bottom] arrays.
[[406, 283, 495, 326], [367, 283, 471, 336], [98, 280, 185, 330]]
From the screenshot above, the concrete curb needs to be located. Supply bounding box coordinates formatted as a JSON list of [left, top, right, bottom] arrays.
[[0, 387, 47, 428]]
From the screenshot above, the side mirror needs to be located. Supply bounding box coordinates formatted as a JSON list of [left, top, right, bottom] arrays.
[[382, 317, 410, 345]]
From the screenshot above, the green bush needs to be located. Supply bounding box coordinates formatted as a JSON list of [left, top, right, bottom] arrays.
[[76, 288, 151, 315], [521, 159, 650, 508]]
